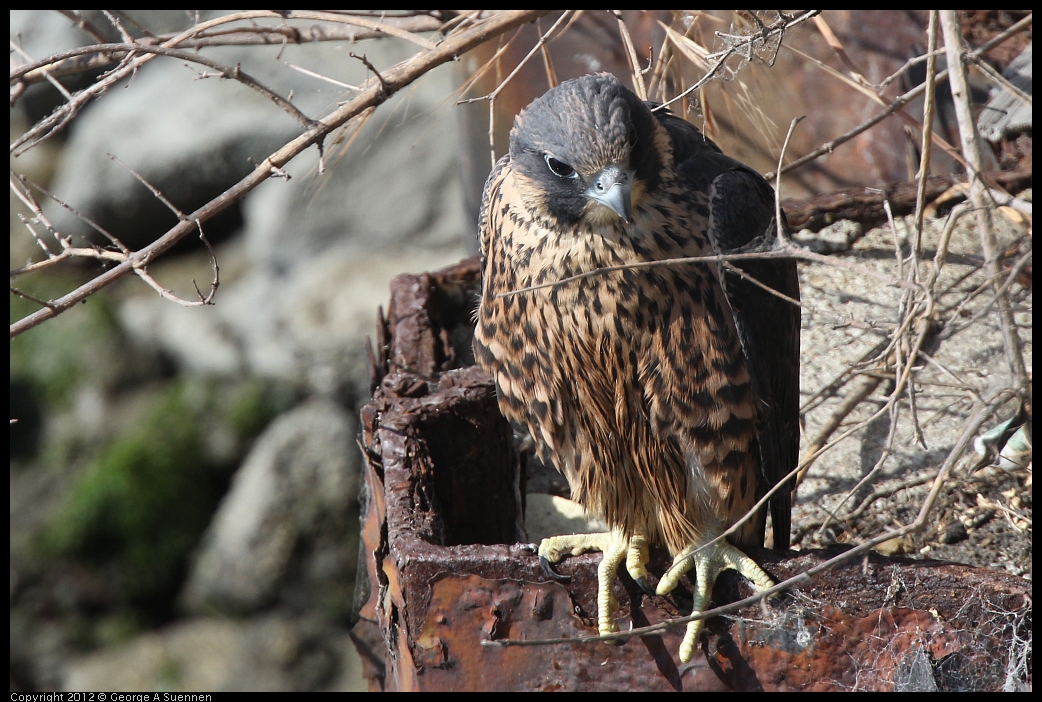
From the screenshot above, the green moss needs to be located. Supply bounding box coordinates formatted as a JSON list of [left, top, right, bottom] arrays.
[[155, 657, 183, 691], [11, 273, 122, 409], [41, 384, 219, 613], [92, 611, 144, 649], [226, 378, 294, 441], [63, 614, 98, 652]]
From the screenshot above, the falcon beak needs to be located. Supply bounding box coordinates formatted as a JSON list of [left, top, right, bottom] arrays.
[[586, 166, 634, 223]]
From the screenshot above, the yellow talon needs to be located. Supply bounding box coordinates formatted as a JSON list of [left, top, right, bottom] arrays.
[[656, 539, 775, 663], [538, 529, 651, 638]]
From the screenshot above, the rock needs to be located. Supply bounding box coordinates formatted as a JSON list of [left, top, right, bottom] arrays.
[[793, 219, 863, 253], [181, 400, 358, 615], [118, 244, 466, 396], [101, 36, 471, 397], [62, 614, 366, 692], [978, 42, 1032, 142]]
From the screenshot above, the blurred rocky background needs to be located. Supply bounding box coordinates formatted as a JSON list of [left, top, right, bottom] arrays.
[[10, 10, 1031, 692], [11, 10, 472, 692]]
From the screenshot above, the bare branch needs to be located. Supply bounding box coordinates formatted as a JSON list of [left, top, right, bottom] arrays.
[[775, 116, 804, 244], [11, 10, 551, 337], [349, 52, 390, 94], [11, 172, 130, 256], [495, 243, 920, 301], [107, 154, 186, 220], [613, 11, 647, 100], [912, 11, 939, 249], [55, 10, 108, 44], [11, 13, 450, 88], [456, 11, 571, 167]]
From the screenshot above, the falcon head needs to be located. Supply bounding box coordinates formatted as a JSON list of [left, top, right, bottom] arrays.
[[508, 73, 667, 228]]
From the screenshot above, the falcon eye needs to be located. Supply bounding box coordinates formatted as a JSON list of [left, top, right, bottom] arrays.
[[544, 154, 577, 179]]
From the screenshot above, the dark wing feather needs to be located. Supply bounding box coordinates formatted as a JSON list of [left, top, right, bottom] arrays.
[[709, 170, 800, 551], [648, 103, 724, 166], [658, 111, 800, 550]]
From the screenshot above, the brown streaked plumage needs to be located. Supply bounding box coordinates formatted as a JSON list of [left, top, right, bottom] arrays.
[[473, 73, 800, 662]]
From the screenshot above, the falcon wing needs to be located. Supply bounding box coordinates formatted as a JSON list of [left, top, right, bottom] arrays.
[[658, 111, 801, 550]]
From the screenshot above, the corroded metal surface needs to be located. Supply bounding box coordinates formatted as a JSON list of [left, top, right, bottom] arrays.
[[350, 259, 1031, 691]]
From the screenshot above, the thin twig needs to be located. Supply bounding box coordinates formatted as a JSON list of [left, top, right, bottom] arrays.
[[11, 172, 130, 255], [494, 246, 918, 300], [875, 48, 946, 93], [613, 11, 647, 100], [912, 12, 939, 252], [11, 287, 57, 310], [535, 18, 558, 89], [720, 262, 801, 309], [56, 10, 108, 44], [9, 40, 74, 101], [799, 339, 890, 414], [457, 11, 571, 167], [349, 52, 389, 93], [780, 41, 967, 174], [118, 43, 314, 126], [811, 14, 870, 87], [940, 249, 1033, 341], [11, 10, 460, 152], [845, 473, 935, 521], [11, 15, 449, 88], [794, 373, 882, 491], [973, 12, 1033, 56], [100, 10, 134, 44], [775, 116, 804, 244], [107, 154, 185, 221], [457, 11, 572, 105], [300, 10, 438, 50], [13, 12, 247, 153], [285, 63, 363, 92], [13, 161, 218, 308], [816, 394, 903, 536], [966, 53, 1032, 107]]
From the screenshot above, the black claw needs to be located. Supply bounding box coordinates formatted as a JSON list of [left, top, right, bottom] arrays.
[[539, 555, 571, 583], [634, 576, 657, 597]]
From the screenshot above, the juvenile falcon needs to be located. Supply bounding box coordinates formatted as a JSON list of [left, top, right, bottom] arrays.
[[473, 73, 800, 662]]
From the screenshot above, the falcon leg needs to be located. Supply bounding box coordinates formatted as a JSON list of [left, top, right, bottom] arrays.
[[655, 539, 775, 663], [538, 529, 650, 637]]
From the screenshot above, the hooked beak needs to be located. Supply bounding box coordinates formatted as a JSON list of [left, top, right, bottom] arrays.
[[586, 165, 634, 223]]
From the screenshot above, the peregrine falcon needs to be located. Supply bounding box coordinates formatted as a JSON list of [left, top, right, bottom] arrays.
[[473, 73, 800, 662]]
